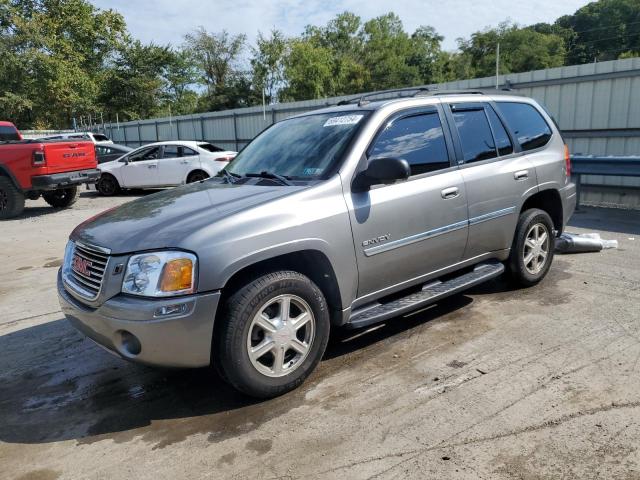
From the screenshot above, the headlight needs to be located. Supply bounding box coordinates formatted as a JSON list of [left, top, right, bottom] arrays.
[[122, 251, 197, 297]]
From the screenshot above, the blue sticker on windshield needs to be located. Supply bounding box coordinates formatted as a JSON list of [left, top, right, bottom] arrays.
[[303, 168, 323, 175]]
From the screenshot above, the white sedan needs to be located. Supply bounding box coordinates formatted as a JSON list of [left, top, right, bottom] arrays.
[[96, 141, 236, 195]]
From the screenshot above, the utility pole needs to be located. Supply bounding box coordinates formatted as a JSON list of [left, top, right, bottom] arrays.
[[496, 42, 500, 89]]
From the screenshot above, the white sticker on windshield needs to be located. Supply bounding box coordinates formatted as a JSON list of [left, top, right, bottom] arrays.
[[323, 115, 364, 127]]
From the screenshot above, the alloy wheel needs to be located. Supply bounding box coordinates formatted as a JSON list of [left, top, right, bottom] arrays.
[[246, 294, 316, 378], [523, 223, 550, 275]]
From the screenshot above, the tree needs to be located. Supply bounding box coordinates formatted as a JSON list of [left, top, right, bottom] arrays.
[[184, 27, 246, 94], [360, 13, 422, 90], [457, 22, 566, 78], [556, 0, 640, 64], [251, 29, 287, 103], [280, 40, 335, 100], [99, 41, 176, 121]]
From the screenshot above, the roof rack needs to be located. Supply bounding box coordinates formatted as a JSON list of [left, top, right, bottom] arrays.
[[336, 87, 431, 107], [334, 85, 517, 107]]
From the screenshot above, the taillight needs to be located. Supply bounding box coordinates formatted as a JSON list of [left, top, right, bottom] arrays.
[[564, 144, 571, 177], [32, 150, 46, 167], [218, 156, 235, 162]]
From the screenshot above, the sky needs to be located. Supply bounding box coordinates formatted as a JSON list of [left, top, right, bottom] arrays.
[[90, 0, 592, 51]]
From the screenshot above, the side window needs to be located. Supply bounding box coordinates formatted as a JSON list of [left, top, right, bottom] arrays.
[[495, 102, 552, 151], [486, 107, 513, 156], [129, 147, 160, 162], [96, 146, 107, 155], [162, 145, 180, 158], [451, 108, 497, 163], [369, 112, 449, 176], [182, 147, 197, 156]]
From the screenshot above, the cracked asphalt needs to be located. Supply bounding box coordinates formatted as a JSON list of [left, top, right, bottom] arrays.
[[1, 192, 640, 479]]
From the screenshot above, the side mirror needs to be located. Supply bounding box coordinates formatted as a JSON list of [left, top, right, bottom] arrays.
[[353, 157, 411, 192], [120, 157, 129, 164]]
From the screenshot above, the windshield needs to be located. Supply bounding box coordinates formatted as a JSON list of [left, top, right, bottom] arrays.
[[226, 111, 369, 180]]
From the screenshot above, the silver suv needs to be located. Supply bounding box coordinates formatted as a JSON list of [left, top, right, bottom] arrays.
[[58, 90, 576, 398]]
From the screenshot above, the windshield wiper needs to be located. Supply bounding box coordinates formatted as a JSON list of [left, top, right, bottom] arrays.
[[245, 171, 294, 186], [219, 169, 241, 184]]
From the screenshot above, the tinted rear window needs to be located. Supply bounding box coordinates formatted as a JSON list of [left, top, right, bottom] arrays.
[[451, 108, 497, 163], [496, 102, 552, 151], [93, 134, 110, 141], [0, 126, 20, 141]]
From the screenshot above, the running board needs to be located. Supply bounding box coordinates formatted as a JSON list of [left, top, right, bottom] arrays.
[[346, 262, 504, 329]]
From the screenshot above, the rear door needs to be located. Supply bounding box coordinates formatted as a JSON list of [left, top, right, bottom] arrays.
[[444, 101, 537, 258], [156, 145, 199, 185], [346, 106, 468, 300], [120, 146, 161, 187]]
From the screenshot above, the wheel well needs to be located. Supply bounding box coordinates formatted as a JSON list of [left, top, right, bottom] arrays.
[[0, 166, 19, 189], [219, 250, 343, 319], [187, 169, 209, 181], [521, 189, 563, 233]]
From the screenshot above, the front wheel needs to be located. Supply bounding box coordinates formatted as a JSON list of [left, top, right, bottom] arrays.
[[96, 174, 120, 196], [507, 208, 555, 287], [214, 271, 330, 398], [42, 186, 78, 208]]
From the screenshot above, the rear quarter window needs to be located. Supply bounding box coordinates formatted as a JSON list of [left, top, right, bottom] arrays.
[[495, 102, 552, 151], [0, 126, 20, 141]]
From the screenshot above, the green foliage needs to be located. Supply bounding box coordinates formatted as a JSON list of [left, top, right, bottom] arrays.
[[1, 0, 639, 128]]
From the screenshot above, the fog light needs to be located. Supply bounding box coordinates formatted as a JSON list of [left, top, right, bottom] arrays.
[[154, 303, 188, 317], [118, 330, 141, 356]]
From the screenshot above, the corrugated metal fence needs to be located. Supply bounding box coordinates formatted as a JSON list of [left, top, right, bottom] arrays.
[[97, 57, 640, 206]]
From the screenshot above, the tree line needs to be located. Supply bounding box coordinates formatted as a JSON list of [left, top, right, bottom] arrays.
[[1, 0, 639, 129]]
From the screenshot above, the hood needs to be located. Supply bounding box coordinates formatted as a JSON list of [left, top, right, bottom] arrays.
[[72, 181, 304, 254]]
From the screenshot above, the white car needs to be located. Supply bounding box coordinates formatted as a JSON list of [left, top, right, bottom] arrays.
[[39, 132, 113, 144], [95, 141, 237, 195]]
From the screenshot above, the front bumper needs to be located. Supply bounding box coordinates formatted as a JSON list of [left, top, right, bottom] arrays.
[[32, 168, 101, 190], [57, 271, 220, 368]]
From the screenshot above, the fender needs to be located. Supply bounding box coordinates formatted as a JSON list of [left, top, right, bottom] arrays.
[[0, 165, 21, 190], [214, 237, 354, 309]]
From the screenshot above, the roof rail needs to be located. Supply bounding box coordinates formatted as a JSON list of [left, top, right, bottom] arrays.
[[415, 88, 516, 97], [336, 87, 431, 107]]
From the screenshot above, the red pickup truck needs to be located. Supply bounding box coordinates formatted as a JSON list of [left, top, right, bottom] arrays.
[[0, 122, 100, 219]]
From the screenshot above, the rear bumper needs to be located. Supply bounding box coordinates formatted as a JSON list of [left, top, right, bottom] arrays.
[[57, 270, 220, 368], [31, 169, 100, 190], [560, 182, 577, 231]]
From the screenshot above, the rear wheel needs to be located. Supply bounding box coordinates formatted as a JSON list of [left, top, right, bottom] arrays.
[[187, 170, 209, 183], [214, 271, 330, 398], [43, 186, 79, 208], [507, 208, 555, 287], [97, 174, 120, 196], [0, 177, 25, 219]]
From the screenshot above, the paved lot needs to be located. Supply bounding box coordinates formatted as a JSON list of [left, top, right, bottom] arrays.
[[1, 192, 640, 480]]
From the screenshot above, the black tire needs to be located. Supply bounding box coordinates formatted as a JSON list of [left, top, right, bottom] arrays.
[[507, 208, 555, 287], [214, 271, 330, 398], [97, 174, 120, 196], [187, 170, 209, 183], [42, 186, 79, 208], [0, 177, 25, 219]]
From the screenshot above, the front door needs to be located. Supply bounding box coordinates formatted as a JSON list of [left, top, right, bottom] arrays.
[[345, 107, 469, 302], [444, 101, 538, 259], [120, 146, 161, 187]]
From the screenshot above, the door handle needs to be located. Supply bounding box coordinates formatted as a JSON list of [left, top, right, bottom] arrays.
[[441, 187, 459, 199], [514, 170, 529, 180], [147, 164, 157, 169], [180, 160, 189, 164]]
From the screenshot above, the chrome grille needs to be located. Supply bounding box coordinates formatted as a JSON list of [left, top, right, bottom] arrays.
[[67, 242, 110, 299]]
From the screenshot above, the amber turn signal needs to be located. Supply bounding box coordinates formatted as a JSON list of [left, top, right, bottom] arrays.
[[159, 258, 194, 292]]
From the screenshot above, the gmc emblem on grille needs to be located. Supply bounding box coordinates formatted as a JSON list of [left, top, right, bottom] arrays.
[[72, 255, 92, 276]]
